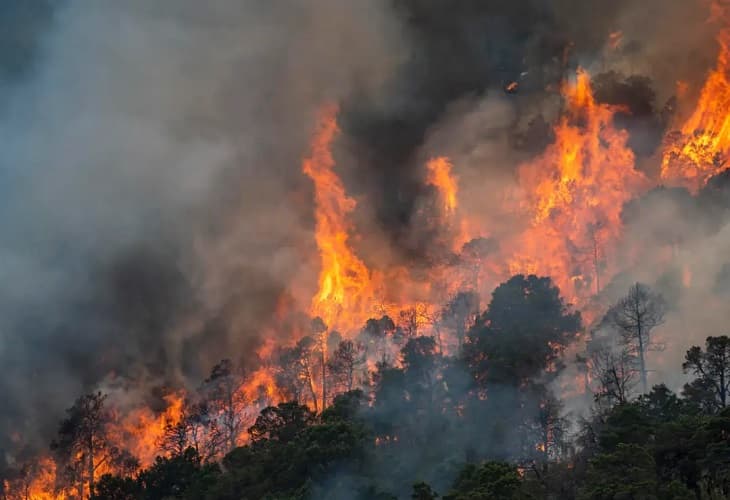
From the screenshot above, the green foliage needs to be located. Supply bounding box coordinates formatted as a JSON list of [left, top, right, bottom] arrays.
[[412, 481, 439, 499], [463, 274, 581, 386], [597, 403, 654, 452], [202, 400, 369, 500], [138, 447, 220, 500], [248, 402, 316, 443], [579, 444, 658, 500], [443, 461, 525, 500], [683, 336, 730, 412], [30, 276, 730, 500], [91, 475, 140, 500]]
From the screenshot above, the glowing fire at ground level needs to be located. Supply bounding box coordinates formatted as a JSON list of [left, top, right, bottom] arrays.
[[6, 18, 730, 497]]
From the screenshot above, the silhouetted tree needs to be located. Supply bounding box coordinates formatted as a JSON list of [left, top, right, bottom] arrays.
[[444, 461, 525, 499], [248, 402, 315, 444], [159, 401, 224, 460], [460, 237, 497, 300], [591, 345, 637, 407], [361, 315, 396, 362], [534, 396, 569, 464], [608, 283, 666, 393], [401, 336, 441, 408], [276, 337, 321, 411], [200, 359, 251, 453], [91, 474, 140, 500], [463, 275, 581, 387], [579, 444, 658, 500], [683, 336, 730, 411], [328, 339, 366, 393], [412, 481, 439, 499], [51, 392, 113, 498], [442, 290, 480, 350], [311, 317, 329, 409], [137, 447, 219, 499]]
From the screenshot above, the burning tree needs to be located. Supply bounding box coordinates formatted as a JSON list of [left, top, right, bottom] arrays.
[[327, 339, 367, 393], [200, 359, 252, 453], [441, 290, 480, 351], [159, 401, 223, 461], [51, 392, 115, 498], [360, 315, 396, 363], [275, 337, 322, 411]]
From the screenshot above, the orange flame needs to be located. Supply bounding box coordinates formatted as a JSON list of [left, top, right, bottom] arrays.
[[426, 157, 459, 215], [3, 456, 65, 500], [513, 68, 647, 304], [608, 31, 623, 50], [302, 105, 377, 333], [109, 392, 185, 467], [662, 4, 730, 191]]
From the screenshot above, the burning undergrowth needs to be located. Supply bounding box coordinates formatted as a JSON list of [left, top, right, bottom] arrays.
[[2, 0, 730, 497]]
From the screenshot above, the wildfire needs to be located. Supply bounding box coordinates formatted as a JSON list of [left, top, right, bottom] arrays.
[[426, 157, 459, 215], [302, 105, 376, 332], [661, 3, 730, 191], [109, 392, 185, 467], [608, 31, 623, 50], [13, 6, 730, 492], [509, 68, 647, 305], [3, 457, 65, 500], [425, 156, 479, 251]]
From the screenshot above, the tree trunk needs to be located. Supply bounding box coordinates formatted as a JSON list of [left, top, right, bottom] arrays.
[[347, 362, 354, 392], [592, 233, 601, 295], [305, 362, 319, 413], [226, 389, 236, 452], [721, 364, 726, 408], [87, 435, 95, 498], [635, 284, 648, 394], [321, 335, 327, 409]]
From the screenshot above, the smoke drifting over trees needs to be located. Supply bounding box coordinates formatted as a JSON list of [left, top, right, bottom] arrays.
[[3, 0, 730, 498]]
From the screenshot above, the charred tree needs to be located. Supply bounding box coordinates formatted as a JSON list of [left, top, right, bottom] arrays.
[[608, 283, 666, 393], [591, 345, 637, 408], [442, 290, 480, 351], [328, 339, 366, 393], [51, 392, 112, 498], [361, 315, 396, 363], [311, 317, 329, 410], [200, 359, 251, 453]]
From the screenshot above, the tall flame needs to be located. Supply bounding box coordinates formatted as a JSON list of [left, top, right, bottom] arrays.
[[425, 156, 477, 251], [513, 68, 646, 304], [426, 157, 459, 215], [662, 3, 730, 191], [108, 392, 185, 467], [302, 105, 375, 332]]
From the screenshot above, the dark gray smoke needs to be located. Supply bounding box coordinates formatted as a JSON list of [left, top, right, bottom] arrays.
[[0, 0, 722, 470]]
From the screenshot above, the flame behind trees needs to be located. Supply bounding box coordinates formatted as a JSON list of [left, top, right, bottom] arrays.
[[14, 29, 730, 496], [426, 157, 458, 215], [50, 392, 128, 499], [302, 105, 375, 333], [662, 2, 730, 190], [514, 69, 647, 304]]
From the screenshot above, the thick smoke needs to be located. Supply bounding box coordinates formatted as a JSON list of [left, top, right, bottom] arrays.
[[0, 0, 728, 485], [0, 0, 405, 455]]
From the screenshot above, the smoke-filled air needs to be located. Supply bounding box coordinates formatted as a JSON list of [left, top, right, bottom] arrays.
[[4, 0, 730, 498]]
